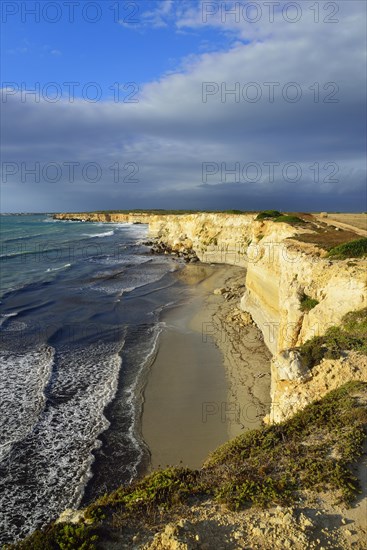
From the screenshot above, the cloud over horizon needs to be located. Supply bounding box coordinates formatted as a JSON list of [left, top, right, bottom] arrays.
[[1, 0, 366, 212]]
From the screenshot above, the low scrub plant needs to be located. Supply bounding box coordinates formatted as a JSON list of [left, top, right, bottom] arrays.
[[274, 215, 304, 225], [300, 292, 319, 312], [256, 210, 282, 220], [327, 238, 367, 259], [297, 308, 367, 369], [9, 523, 98, 550]]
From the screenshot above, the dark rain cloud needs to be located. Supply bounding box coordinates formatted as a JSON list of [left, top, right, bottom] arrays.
[[1, 1, 366, 212]]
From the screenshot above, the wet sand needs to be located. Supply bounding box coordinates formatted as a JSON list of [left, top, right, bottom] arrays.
[[190, 268, 272, 439], [141, 263, 271, 471]]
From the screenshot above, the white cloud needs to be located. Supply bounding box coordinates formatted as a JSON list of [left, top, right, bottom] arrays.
[[1, 1, 366, 211], [119, 0, 175, 29]]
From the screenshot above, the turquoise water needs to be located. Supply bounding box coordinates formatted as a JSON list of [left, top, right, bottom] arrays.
[[0, 214, 184, 544]]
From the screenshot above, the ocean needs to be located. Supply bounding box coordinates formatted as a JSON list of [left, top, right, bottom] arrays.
[[0, 214, 186, 544]]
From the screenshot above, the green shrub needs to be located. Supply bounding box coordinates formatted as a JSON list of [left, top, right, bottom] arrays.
[[297, 336, 327, 368], [274, 215, 304, 225], [256, 210, 282, 220], [205, 382, 367, 508], [56, 524, 98, 550], [342, 309, 367, 337], [9, 523, 98, 550], [327, 238, 367, 259], [300, 292, 319, 312], [297, 308, 367, 369], [84, 467, 199, 521]]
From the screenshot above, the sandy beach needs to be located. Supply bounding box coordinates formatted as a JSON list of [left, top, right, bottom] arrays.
[[141, 263, 272, 471]]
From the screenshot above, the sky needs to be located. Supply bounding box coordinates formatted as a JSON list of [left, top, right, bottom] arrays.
[[1, 0, 366, 212]]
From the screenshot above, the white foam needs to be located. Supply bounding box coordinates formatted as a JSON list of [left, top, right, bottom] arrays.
[[82, 230, 114, 238], [0, 320, 27, 332], [43, 218, 82, 223], [0, 345, 55, 463], [0, 341, 124, 544], [0, 312, 18, 328], [45, 263, 71, 273], [114, 323, 163, 482], [88, 257, 176, 295]]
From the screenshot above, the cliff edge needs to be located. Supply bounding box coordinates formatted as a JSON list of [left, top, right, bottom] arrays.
[[54, 211, 367, 423]]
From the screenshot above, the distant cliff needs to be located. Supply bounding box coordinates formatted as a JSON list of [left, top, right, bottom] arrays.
[[54, 211, 367, 422]]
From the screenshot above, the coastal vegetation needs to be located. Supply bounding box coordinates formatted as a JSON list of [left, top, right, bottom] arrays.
[[274, 215, 304, 225], [10, 382, 367, 549], [91, 209, 253, 216], [95, 209, 202, 215], [299, 292, 319, 312], [298, 308, 367, 369], [255, 211, 306, 225], [327, 238, 367, 259], [9, 523, 98, 550], [256, 210, 282, 220]]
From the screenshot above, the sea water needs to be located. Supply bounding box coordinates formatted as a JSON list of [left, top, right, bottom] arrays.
[[0, 214, 184, 544]]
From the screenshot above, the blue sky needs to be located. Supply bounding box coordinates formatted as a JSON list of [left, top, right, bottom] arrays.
[[4, 25, 184, 98], [1, 1, 366, 212], [2, 1, 233, 96]]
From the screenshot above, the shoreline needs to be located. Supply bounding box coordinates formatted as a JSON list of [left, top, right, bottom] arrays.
[[14, 214, 367, 549], [190, 267, 272, 440], [141, 262, 271, 472]]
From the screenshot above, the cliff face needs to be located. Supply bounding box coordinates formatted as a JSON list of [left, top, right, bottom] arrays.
[[242, 233, 366, 353], [54, 212, 367, 422]]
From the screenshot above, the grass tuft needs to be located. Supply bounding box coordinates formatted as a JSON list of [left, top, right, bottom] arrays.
[[300, 292, 319, 312], [327, 238, 367, 259], [274, 215, 305, 225], [204, 382, 367, 509], [256, 210, 282, 220], [297, 308, 367, 369], [7, 523, 98, 550]]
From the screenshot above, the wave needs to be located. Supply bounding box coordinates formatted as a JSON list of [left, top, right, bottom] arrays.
[[87, 257, 176, 296], [0, 312, 18, 328], [1, 320, 27, 333], [82, 222, 135, 228], [123, 324, 162, 481], [0, 250, 34, 259], [0, 340, 124, 544], [1, 233, 48, 244], [45, 263, 71, 273], [82, 231, 114, 238], [0, 246, 70, 260], [84, 323, 164, 502], [0, 345, 55, 464], [43, 218, 83, 224]]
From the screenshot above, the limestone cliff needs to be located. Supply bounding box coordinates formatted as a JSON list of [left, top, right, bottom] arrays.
[[54, 212, 367, 422]]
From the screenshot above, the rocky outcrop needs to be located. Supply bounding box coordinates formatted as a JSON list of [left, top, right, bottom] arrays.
[[123, 499, 367, 550], [54, 212, 255, 266], [268, 352, 367, 423], [149, 240, 199, 263], [54, 211, 367, 423], [239, 229, 366, 422], [54, 212, 152, 224]]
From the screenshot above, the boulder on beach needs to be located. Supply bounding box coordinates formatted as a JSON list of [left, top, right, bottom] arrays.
[[213, 287, 226, 295]]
